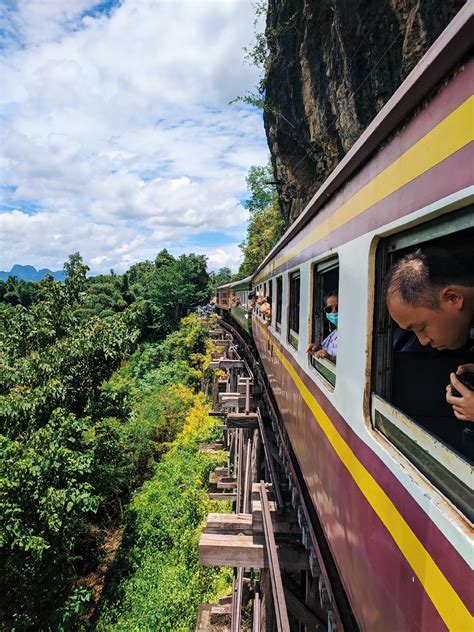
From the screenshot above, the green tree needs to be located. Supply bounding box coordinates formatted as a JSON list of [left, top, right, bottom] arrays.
[[154, 248, 176, 270], [126, 253, 209, 339], [0, 277, 41, 307], [208, 267, 232, 295]]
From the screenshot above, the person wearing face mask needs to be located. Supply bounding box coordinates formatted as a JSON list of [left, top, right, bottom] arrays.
[[306, 291, 338, 363]]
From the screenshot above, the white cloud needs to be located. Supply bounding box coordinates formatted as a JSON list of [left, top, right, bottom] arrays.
[[205, 245, 243, 271], [0, 0, 267, 273]]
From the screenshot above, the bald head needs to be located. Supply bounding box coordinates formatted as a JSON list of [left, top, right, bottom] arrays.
[[385, 248, 474, 350], [385, 248, 473, 308]]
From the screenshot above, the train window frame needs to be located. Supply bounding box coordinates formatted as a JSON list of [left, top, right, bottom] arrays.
[[275, 276, 283, 334], [371, 206, 474, 520], [308, 257, 339, 387], [268, 279, 273, 327], [287, 270, 300, 349]]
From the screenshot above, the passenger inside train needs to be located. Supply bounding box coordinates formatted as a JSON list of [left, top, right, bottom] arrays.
[[306, 291, 338, 363], [374, 219, 474, 460], [260, 296, 272, 328], [307, 257, 339, 386], [385, 247, 474, 427]]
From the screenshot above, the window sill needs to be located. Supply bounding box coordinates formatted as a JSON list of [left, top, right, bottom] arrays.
[[371, 394, 473, 521], [309, 354, 336, 387]]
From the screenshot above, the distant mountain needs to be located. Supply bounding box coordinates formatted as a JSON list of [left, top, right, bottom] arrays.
[[0, 264, 66, 282]]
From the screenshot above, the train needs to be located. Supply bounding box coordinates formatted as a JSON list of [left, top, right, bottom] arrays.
[[215, 7, 473, 631]]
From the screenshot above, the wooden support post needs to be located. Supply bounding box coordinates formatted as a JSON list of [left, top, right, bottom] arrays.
[[283, 586, 323, 632], [243, 438, 252, 514], [231, 567, 244, 632], [253, 588, 261, 632], [283, 573, 326, 630]]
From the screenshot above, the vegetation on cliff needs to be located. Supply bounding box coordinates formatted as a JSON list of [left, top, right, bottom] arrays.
[[238, 162, 287, 277]]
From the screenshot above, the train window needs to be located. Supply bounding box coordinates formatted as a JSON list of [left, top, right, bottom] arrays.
[[268, 279, 273, 325], [372, 207, 473, 519], [276, 276, 282, 333], [309, 257, 339, 387], [288, 270, 300, 349]]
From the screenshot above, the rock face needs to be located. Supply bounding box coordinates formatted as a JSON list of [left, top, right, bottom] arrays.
[[263, 0, 465, 223]]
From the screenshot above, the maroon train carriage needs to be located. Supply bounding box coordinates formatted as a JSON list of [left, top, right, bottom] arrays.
[[215, 281, 233, 313], [245, 8, 472, 632]]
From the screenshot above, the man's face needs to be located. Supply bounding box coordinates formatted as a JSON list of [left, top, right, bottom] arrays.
[[387, 287, 471, 350], [325, 295, 338, 313]]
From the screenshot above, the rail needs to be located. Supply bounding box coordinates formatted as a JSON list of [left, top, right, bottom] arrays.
[[259, 480, 290, 632], [200, 319, 358, 631]]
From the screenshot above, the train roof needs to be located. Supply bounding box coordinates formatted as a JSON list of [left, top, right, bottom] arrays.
[[230, 276, 252, 291], [216, 275, 252, 292], [253, 4, 473, 281]]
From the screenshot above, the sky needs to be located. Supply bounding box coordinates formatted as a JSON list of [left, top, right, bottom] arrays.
[[0, 0, 268, 274]]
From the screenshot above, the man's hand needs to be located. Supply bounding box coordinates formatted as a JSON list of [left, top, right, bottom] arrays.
[[315, 349, 328, 359], [446, 364, 474, 422]]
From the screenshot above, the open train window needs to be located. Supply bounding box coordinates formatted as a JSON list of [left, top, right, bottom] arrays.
[[268, 279, 273, 326], [288, 270, 300, 349], [372, 207, 473, 519], [276, 276, 282, 333], [309, 257, 339, 387]]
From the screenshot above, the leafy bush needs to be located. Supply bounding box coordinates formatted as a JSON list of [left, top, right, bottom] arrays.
[[0, 250, 218, 629], [96, 395, 232, 631]]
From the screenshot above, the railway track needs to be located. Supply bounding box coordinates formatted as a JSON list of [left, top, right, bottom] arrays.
[[197, 318, 358, 632]]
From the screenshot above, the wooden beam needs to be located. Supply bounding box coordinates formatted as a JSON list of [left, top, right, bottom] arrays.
[[205, 513, 253, 535], [214, 466, 229, 476], [283, 586, 324, 631], [208, 471, 219, 485], [199, 442, 225, 454], [252, 503, 299, 535], [227, 412, 259, 421], [226, 412, 259, 429], [252, 483, 275, 502], [205, 511, 299, 536], [226, 419, 258, 429], [208, 492, 237, 501], [216, 477, 237, 489], [199, 533, 309, 571], [215, 359, 245, 369]]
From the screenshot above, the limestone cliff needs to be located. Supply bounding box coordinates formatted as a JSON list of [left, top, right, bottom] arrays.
[[264, 0, 465, 223]]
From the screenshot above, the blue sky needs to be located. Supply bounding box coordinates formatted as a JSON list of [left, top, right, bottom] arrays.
[[0, 0, 268, 273]]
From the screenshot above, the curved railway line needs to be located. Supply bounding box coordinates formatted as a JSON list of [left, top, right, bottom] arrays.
[[198, 319, 358, 632]]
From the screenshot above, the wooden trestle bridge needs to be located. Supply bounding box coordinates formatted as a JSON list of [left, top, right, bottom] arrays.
[[195, 321, 356, 632]]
